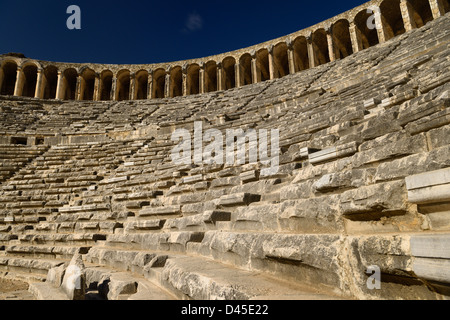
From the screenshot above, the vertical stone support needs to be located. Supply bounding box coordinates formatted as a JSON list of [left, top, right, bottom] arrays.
[[325, 25, 336, 62], [306, 33, 316, 69], [56, 71, 64, 100], [0, 68, 4, 93], [34, 68, 43, 99], [164, 71, 170, 98], [182, 65, 188, 96], [235, 62, 241, 88], [373, 6, 388, 43], [400, 0, 417, 32], [349, 20, 363, 53], [147, 70, 153, 99], [94, 74, 100, 101], [267, 46, 275, 80], [111, 77, 117, 101], [429, 0, 446, 19], [250, 51, 260, 84], [75, 75, 82, 101], [14, 66, 24, 97], [217, 63, 223, 91], [199, 63, 205, 94], [130, 73, 136, 100], [286, 40, 296, 74]]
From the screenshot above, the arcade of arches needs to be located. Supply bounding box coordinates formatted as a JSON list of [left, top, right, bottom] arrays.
[[0, 0, 448, 102]]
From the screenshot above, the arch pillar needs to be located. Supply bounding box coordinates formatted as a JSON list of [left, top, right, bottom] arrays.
[[349, 20, 363, 53], [286, 40, 296, 74], [429, 0, 446, 18], [373, 6, 388, 43], [111, 77, 117, 101], [267, 46, 275, 80], [94, 74, 100, 101], [76, 75, 83, 100], [164, 71, 170, 98], [56, 71, 64, 100], [217, 63, 223, 91], [130, 73, 136, 100], [235, 62, 241, 88], [251, 52, 260, 84], [400, 0, 417, 31], [325, 26, 336, 62], [306, 33, 316, 68], [147, 70, 153, 99], [182, 65, 188, 96], [0, 68, 4, 93], [199, 64, 205, 94], [34, 68, 44, 99], [14, 67, 24, 96]]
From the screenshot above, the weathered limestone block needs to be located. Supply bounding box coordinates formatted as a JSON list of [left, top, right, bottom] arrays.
[[410, 234, 450, 290], [308, 141, 358, 165], [340, 181, 407, 220], [428, 124, 450, 149], [358, 110, 402, 141], [139, 205, 181, 217], [406, 108, 450, 135], [234, 204, 279, 231], [312, 169, 371, 192], [278, 197, 344, 233], [219, 193, 261, 206], [353, 132, 427, 167], [406, 167, 450, 204], [342, 235, 438, 300], [398, 98, 449, 126], [280, 178, 316, 201], [125, 219, 165, 232], [60, 253, 86, 300], [375, 145, 450, 182], [46, 264, 66, 288], [99, 272, 138, 300]]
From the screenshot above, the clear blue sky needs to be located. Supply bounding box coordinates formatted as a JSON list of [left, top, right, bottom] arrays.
[[0, 0, 366, 64]]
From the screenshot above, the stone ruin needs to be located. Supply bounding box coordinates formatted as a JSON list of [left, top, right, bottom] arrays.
[[0, 0, 449, 300]]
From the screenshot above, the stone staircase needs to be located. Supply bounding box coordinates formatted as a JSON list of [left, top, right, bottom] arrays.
[[0, 13, 449, 300]]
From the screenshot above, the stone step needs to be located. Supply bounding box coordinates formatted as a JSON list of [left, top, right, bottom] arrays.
[[160, 254, 343, 300], [84, 266, 176, 300]]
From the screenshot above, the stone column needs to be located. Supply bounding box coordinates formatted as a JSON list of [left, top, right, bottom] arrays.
[[76, 76, 83, 100], [349, 20, 363, 53], [325, 25, 336, 62], [164, 71, 170, 98], [111, 77, 117, 101], [306, 33, 316, 69], [130, 73, 136, 100], [94, 74, 100, 101], [199, 63, 205, 94], [14, 66, 24, 96], [147, 70, 153, 99], [34, 68, 44, 99], [182, 65, 188, 96], [286, 40, 296, 74], [216, 63, 223, 91], [250, 51, 260, 84], [267, 45, 275, 80], [56, 71, 64, 100], [429, 0, 446, 19], [373, 6, 388, 43], [0, 68, 5, 94], [235, 62, 241, 88], [400, 0, 417, 32]]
